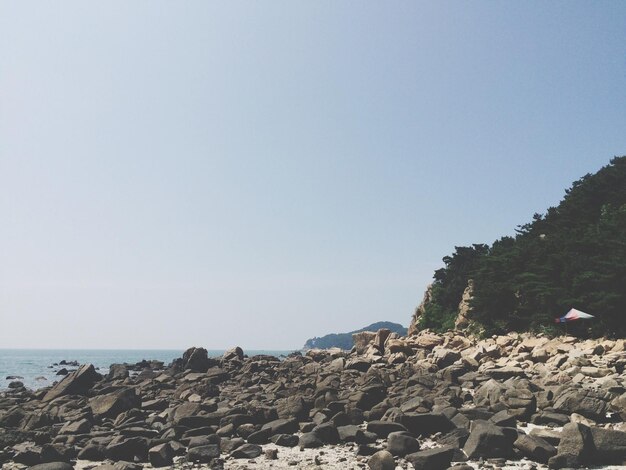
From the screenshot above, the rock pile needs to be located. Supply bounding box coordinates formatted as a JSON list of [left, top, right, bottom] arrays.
[[2, 331, 626, 469]]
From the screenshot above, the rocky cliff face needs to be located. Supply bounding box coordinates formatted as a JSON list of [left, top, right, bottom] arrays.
[[454, 279, 474, 330], [407, 284, 433, 336]]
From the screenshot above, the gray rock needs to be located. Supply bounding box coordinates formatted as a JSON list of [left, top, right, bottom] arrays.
[[187, 444, 220, 462], [366, 420, 408, 438], [406, 445, 456, 470], [368, 450, 395, 470], [514, 434, 557, 463], [547, 422, 594, 469], [272, 434, 299, 447], [89, 388, 139, 419], [29, 464, 74, 470], [463, 420, 513, 459], [298, 432, 323, 448], [148, 443, 174, 467], [590, 426, 626, 464], [553, 388, 610, 420], [107, 364, 129, 381], [312, 422, 340, 444], [230, 443, 262, 459], [399, 412, 455, 437], [59, 418, 92, 435], [386, 431, 420, 457], [43, 364, 100, 401]]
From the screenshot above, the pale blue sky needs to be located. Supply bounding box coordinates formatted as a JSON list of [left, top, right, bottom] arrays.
[[1, 2, 625, 349]]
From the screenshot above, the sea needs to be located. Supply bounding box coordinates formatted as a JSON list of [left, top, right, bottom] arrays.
[[0, 348, 295, 391]]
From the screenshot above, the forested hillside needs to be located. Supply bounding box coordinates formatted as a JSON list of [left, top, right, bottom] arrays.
[[303, 321, 407, 350], [419, 156, 626, 337]]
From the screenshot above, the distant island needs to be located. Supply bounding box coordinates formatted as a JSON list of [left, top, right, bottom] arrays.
[[303, 321, 407, 350]]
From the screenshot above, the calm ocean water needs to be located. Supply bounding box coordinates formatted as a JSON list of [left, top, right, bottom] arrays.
[[0, 348, 294, 391]]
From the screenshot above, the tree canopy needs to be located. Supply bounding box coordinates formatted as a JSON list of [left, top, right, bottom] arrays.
[[419, 156, 626, 337]]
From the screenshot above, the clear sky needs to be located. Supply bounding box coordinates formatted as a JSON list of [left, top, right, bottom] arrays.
[[1, 1, 625, 350]]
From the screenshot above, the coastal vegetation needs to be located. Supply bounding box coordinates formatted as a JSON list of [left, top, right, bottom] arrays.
[[419, 156, 626, 337]]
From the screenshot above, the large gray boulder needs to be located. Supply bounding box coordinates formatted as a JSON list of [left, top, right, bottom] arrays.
[[368, 450, 395, 470], [590, 427, 626, 464], [463, 420, 514, 459], [406, 445, 456, 470], [547, 422, 594, 469], [89, 388, 140, 419], [42, 364, 100, 401], [514, 434, 557, 463], [552, 388, 610, 420]]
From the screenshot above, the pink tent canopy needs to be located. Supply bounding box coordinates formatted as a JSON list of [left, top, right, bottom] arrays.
[[554, 308, 595, 323]]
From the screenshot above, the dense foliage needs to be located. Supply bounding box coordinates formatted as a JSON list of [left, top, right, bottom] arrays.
[[303, 321, 407, 350], [419, 156, 626, 337]]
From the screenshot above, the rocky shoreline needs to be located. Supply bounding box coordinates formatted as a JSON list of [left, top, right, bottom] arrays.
[[2, 330, 626, 469]]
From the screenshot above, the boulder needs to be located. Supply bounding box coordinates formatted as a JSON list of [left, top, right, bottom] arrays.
[[386, 431, 420, 457], [514, 434, 557, 463], [182, 347, 211, 372], [547, 422, 594, 469], [353, 331, 377, 354], [29, 465, 74, 470], [590, 427, 626, 464], [463, 420, 513, 459], [187, 444, 220, 463], [223, 346, 244, 361], [367, 450, 395, 470], [338, 425, 368, 443], [312, 422, 340, 444], [366, 420, 408, 438], [298, 432, 323, 448], [406, 445, 456, 470], [42, 364, 100, 401], [107, 364, 129, 381], [104, 437, 148, 462], [89, 388, 140, 419], [261, 418, 299, 435], [59, 418, 92, 435], [273, 434, 299, 447], [230, 443, 262, 459], [553, 388, 610, 420], [148, 443, 174, 467], [399, 412, 455, 436]]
